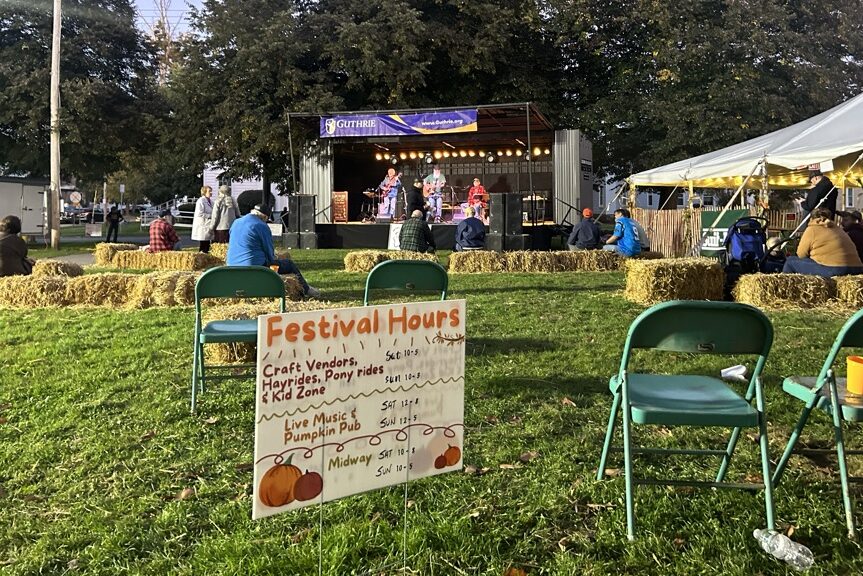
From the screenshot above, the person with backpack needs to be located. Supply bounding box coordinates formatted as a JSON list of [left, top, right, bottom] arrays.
[[209, 184, 240, 244], [783, 207, 863, 277], [603, 209, 641, 257]]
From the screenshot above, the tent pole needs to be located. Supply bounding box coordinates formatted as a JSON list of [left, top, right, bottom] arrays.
[[758, 155, 769, 217], [693, 159, 764, 253], [597, 181, 628, 220], [789, 151, 863, 238]]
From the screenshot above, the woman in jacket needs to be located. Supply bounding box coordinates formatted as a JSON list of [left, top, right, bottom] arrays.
[[783, 207, 863, 277], [209, 184, 239, 244], [191, 185, 214, 253]]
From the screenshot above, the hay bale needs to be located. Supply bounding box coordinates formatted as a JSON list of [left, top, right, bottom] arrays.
[[202, 300, 342, 363], [835, 275, 863, 308], [66, 273, 140, 306], [634, 250, 664, 260], [344, 250, 390, 273], [624, 258, 725, 305], [94, 243, 138, 266], [733, 273, 835, 310], [387, 251, 439, 263], [0, 276, 70, 308], [504, 251, 561, 273], [126, 271, 198, 308], [209, 243, 229, 260], [32, 260, 84, 277], [555, 250, 624, 271], [448, 251, 507, 273], [112, 250, 223, 271], [173, 273, 197, 306]]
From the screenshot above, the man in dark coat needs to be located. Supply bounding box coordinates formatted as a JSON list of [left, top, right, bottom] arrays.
[[105, 205, 124, 242], [841, 210, 863, 262], [567, 207, 601, 250], [405, 179, 428, 221], [802, 170, 838, 219]]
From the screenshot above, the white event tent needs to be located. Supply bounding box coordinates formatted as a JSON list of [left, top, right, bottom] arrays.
[[629, 91, 863, 191]]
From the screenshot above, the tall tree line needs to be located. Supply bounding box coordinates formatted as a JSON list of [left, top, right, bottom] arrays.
[[1, 0, 861, 200]]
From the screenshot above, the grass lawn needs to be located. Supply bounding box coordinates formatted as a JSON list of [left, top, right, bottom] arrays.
[[1, 249, 862, 575]]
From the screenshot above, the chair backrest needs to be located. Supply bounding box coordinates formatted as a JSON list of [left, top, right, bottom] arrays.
[[816, 307, 863, 382], [194, 266, 286, 314], [620, 300, 773, 374], [363, 260, 448, 305]]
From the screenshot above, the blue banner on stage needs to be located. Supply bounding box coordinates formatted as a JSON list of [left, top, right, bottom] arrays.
[[320, 110, 477, 138]]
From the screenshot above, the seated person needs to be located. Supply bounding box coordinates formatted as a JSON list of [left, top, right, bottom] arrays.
[[454, 206, 485, 251], [226, 204, 320, 297], [146, 209, 181, 252], [783, 207, 863, 277], [567, 207, 601, 250], [840, 210, 863, 262], [0, 215, 34, 276], [399, 209, 436, 253], [602, 209, 642, 257]]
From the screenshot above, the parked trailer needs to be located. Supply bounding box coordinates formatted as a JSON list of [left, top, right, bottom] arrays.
[[0, 177, 46, 235]]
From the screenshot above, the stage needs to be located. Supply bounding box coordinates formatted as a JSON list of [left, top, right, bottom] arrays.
[[313, 222, 557, 250]]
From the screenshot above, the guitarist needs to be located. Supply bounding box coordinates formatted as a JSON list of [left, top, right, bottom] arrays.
[[423, 164, 446, 223], [378, 168, 402, 218]]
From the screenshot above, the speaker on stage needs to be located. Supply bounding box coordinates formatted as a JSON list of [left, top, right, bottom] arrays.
[[282, 232, 300, 249], [298, 195, 315, 232], [505, 193, 523, 236], [486, 233, 504, 252], [504, 234, 531, 251], [489, 193, 506, 235], [377, 216, 392, 224], [299, 232, 317, 249], [286, 196, 300, 232]]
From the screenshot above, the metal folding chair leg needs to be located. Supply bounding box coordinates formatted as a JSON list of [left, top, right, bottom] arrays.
[[621, 378, 636, 541], [191, 339, 200, 413], [772, 396, 819, 486], [597, 392, 622, 480], [715, 426, 742, 483], [828, 378, 857, 538], [755, 384, 776, 530]]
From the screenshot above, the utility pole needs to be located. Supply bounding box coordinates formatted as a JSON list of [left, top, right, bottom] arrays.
[[49, 0, 62, 249]]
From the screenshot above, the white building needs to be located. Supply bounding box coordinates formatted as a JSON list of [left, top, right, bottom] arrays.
[[202, 166, 288, 212]]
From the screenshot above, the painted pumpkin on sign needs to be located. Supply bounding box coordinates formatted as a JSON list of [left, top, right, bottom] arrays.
[[444, 445, 461, 466], [259, 455, 302, 507], [294, 470, 323, 502], [434, 455, 447, 469]]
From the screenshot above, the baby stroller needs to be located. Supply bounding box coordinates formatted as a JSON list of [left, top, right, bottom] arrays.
[[718, 216, 787, 299]]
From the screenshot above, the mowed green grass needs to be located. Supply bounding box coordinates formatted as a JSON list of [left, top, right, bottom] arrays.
[[1, 249, 862, 575]]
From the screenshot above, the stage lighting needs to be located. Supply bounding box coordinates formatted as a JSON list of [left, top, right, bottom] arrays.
[[433, 151, 442, 160], [468, 150, 476, 157], [384, 153, 391, 160], [497, 150, 504, 156], [409, 152, 417, 159], [486, 153, 495, 163], [515, 149, 523, 157], [544, 148, 551, 155], [375, 153, 383, 161], [390, 156, 399, 165], [425, 154, 434, 164], [443, 151, 451, 158], [478, 150, 485, 157], [399, 152, 407, 160], [459, 150, 467, 157], [533, 147, 541, 156], [505, 150, 513, 157]]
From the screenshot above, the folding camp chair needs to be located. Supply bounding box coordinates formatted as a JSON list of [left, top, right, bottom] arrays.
[[772, 308, 863, 538], [191, 266, 286, 412], [596, 300, 776, 540], [363, 260, 448, 305]]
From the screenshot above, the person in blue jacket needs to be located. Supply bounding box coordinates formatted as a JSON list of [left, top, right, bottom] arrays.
[[454, 206, 486, 251], [226, 204, 320, 297], [603, 208, 641, 257]]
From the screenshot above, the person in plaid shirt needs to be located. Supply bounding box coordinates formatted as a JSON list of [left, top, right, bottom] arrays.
[[399, 210, 436, 253], [147, 210, 180, 252]]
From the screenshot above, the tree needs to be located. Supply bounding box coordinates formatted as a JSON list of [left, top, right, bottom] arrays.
[[0, 0, 158, 182]]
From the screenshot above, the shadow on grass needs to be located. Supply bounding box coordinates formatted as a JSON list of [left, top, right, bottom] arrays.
[[466, 336, 562, 356], [454, 283, 622, 296], [479, 374, 609, 400]]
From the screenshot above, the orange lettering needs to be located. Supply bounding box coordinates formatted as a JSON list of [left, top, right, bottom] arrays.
[[266, 316, 283, 347]]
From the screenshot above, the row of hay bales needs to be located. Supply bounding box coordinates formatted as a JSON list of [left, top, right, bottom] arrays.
[[623, 257, 863, 310], [343, 249, 663, 274], [0, 269, 305, 309], [94, 243, 223, 271]]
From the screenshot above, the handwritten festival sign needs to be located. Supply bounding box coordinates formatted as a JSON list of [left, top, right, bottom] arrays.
[[253, 300, 466, 520]]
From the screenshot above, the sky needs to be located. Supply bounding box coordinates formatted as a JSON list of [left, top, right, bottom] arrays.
[[132, 0, 202, 35]]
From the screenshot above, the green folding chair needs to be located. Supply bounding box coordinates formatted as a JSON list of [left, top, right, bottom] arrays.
[[363, 260, 448, 305], [191, 266, 286, 412], [772, 308, 863, 538], [597, 300, 776, 540]]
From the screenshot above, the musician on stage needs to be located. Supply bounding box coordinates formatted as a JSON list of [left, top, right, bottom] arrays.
[[378, 168, 402, 218], [468, 177, 488, 220], [423, 164, 446, 223]]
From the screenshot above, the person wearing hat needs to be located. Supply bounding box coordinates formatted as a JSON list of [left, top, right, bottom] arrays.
[[226, 204, 320, 298], [567, 207, 601, 250], [405, 178, 428, 221], [841, 209, 863, 261], [802, 170, 838, 220], [783, 207, 863, 277], [146, 209, 180, 253]]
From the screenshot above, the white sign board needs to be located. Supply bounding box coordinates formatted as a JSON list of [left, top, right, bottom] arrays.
[[253, 300, 466, 520], [267, 223, 282, 237], [387, 223, 403, 250]]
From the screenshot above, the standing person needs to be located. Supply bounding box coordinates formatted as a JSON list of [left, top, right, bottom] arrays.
[[192, 185, 214, 253], [802, 170, 838, 220], [378, 168, 402, 218], [783, 207, 863, 277], [467, 177, 488, 220], [454, 206, 485, 251], [105, 205, 123, 243], [567, 208, 601, 250], [399, 210, 436, 253], [406, 179, 428, 220], [146, 210, 181, 253], [841, 210, 863, 261], [0, 215, 34, 276], [603, 208, 642, 257], [227, 204, 320, 298], [209, 184, 239, 244], [423, 164, 446, 223]]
